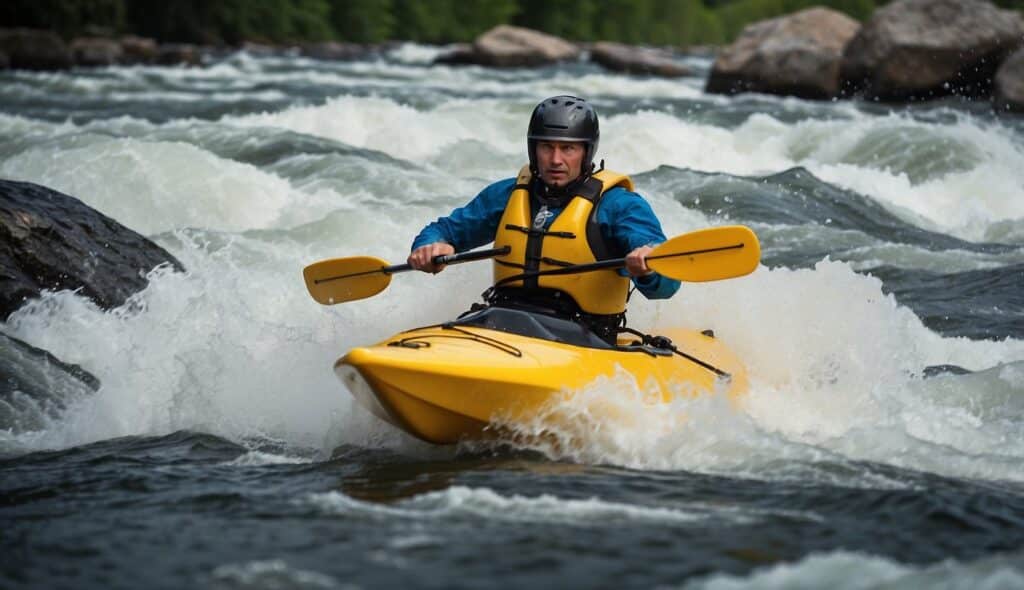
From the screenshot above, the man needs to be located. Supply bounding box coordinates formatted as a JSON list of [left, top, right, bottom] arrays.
[[408, 95, 679, 341]]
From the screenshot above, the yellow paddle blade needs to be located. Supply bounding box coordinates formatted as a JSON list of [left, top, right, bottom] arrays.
[[303, 256, 392, 305], [647, 225, 761, 282]]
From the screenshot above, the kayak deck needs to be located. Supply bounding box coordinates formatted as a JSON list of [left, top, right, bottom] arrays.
[[335, 307, 747, 444]]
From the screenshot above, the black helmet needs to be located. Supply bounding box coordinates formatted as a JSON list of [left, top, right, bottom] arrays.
[[527, 95, 600, 177]]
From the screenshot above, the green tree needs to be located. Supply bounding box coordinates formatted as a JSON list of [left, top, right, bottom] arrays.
[[513, 0, 594, 40], [123, 0, 333, 44], [209, 0, 333, 43], [393, 0, 516, 43], [124, 0, 214, 43], [330, 0, 394, 43], [2, 0, 125, 37], [593, 0, 659, 44], [284, 0, 335, 41], [392, 0, 451, 42], [449, 0, 518, 41]]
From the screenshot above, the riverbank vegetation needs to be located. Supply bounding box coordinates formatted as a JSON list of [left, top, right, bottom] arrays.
[[5, 0, 1024, 47]]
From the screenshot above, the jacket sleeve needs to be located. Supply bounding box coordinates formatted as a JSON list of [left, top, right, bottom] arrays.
[[598, 187, 681, 300], [411, 178, 517, 252]]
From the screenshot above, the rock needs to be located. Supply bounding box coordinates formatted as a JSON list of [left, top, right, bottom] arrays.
[[0, 179, 184, 320], [156, 43, 202, 66], [433, 43, 477, 65], [683, 46, 718, 59], [70, 37, 123, 67], [921, 364, 972, 378], [0, 331, 99, 434], [590, 42, 692, 77], [476, 25, 580, 67], [461, 25, 580, 67], [995, 49, 1024, 113], [0, 50, 8, 69], [706, 7, 860, 99], [995, 50, 1024, 111], [300, 41, 368, 61], [0, 28, 73, 70], [120, 35, 158, 64], [842, 0, 1024, 100]]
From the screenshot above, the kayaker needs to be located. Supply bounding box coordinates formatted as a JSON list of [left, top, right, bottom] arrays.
[[408, 95, 680, 342]]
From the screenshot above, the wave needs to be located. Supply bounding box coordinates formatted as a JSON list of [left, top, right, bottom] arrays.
[[305, 485, 710, 526], [499, 261, 1024, 482], [1, 52, 1022, 484], [684, 549, 1024, 590]]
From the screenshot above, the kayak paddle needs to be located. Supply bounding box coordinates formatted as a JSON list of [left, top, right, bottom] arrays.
[[304, 246, 510, 305], [303, 225, 760, 305]]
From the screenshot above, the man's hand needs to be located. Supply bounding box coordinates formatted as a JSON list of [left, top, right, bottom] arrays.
[[625, 245, 655, 277], [408, 242, 456, 273]]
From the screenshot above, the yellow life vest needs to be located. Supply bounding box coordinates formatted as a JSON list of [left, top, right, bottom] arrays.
[[492, 165, 634, 316]]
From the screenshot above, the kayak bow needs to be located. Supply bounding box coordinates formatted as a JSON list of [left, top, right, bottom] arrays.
[[336, 307, 748, 444]]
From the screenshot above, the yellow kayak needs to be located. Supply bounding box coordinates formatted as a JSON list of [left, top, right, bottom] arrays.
[[336, 306, 747, 444]]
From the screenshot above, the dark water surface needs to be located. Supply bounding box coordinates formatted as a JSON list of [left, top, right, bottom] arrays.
[[4, 432, 1024, 589]]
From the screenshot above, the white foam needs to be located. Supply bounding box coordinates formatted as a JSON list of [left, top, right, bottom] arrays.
[[0, 137, 308, 234], [814, 161, 1024, 244], [306, 486, 704, 526], [841, 241, 1024, 273], [224, 95, 523, 164], [386, 43, 447, 65], [735, 112, 1024, 242], [684, 550, 1024, 590], [221, 96, 1024, 241], [208, 559, 350, 590], [224, 451, 309, 466], [500, 260, 1024, 483], [0, 215, 482, 454]]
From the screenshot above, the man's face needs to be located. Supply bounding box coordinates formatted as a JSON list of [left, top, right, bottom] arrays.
[[536, 140, 585, 188]]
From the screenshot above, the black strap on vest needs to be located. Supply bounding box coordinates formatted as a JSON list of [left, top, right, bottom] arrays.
[[546, 175, 617, 262], [580, 177, 617, 262], [520, 176, 621, 289], [574, 176, 602, 202], [494, 255, 575, 271], [503, 224, 576, 239]]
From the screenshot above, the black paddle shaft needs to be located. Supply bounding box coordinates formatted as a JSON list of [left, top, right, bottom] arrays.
[[316, 246, 511, 285], [493, 242, 745, 288], [384, 245, 511, 274]]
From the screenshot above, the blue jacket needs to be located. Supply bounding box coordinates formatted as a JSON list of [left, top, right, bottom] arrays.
[[412, 177, 681, 299]]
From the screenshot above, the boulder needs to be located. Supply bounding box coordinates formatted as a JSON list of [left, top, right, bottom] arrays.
[[0, 331, 99, 434], [706, 7, 860, 99], [0, 28, 73, 70], [0, 179, 184, 320], [842, 0, 1024, 101], [452, 25, 580, 68], [120, 35, 159, 64], [433, 43, 476, 65], [300, 41, 368, 61], [995, 49, 1024, 113], [70, 37, 123, 67], [156, 43, 202, 66], [590, 42, 692, 77]]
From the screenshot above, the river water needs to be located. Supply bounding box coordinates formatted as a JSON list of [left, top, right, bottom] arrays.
[[2, 46, 1024, 589]]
